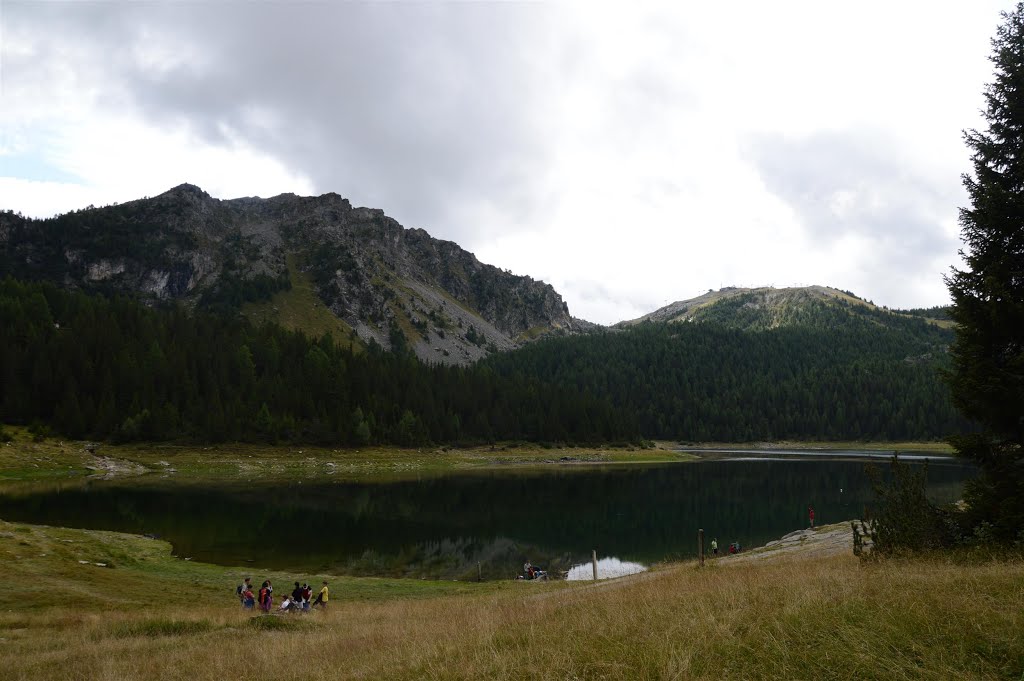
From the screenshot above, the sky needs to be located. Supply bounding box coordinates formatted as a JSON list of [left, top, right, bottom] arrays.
[[0, 1, 1014, 324]]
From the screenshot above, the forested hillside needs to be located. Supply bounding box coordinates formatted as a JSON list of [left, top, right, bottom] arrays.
[[0, 279, 634, 445], [0, 276, 966, 445], [483, 301, 967, 441]]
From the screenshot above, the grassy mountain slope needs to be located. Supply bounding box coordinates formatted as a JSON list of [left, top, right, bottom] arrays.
[[621, 285, 952, 331], [240, 254, 361, 352]]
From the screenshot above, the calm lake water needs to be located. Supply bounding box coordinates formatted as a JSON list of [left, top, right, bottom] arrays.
[[0, 454, 974, 580]]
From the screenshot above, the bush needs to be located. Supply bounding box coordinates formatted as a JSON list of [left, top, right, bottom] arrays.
[[854, 455, 959, 558], [27, 422, 51, 442]]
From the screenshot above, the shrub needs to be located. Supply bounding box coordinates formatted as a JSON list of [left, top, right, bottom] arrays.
[[855, 454, 958, 558], [27, 422, 51, 442]]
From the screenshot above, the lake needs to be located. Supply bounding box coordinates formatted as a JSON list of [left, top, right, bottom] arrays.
[[0, 453, 974, 580]]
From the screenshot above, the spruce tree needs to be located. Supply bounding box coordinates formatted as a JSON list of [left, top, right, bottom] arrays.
[[946, 2, 1024, 543]]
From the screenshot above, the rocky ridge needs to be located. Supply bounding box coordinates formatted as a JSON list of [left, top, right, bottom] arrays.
[[0, 184, 590, 364]]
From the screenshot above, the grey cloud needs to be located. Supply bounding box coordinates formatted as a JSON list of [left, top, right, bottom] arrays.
[[746, 130, 960, 278], [7, 2, 558, 242]]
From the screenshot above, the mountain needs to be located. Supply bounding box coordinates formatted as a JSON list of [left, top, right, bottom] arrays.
[[485, 287, 964, 442], [0, 184, 588, 364], [619, 285, 952, 331]]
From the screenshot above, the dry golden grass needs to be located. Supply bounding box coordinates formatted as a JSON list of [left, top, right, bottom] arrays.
[[2, 516, 1022, 680]]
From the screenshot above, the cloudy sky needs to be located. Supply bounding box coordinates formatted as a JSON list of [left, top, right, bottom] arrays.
[[0, 1, 1013, 324]]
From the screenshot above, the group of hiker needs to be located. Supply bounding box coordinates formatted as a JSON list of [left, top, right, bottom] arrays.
[[706, 506, 815, 557], [235, 577, 329, 612], [520, 560, 548, 580], [709, 538, 742, 556]]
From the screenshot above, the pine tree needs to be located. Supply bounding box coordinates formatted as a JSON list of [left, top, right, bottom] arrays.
[[946, 2, 1024, 543]]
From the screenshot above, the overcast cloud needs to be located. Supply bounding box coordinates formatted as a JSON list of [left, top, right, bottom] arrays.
[[0, 1, 1013, 323]]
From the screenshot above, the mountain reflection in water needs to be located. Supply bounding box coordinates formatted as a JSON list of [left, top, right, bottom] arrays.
[[0, 456, 974, 580]]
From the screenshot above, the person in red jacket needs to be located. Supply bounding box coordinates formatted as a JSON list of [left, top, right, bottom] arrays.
[[809, 505, 815, 529]]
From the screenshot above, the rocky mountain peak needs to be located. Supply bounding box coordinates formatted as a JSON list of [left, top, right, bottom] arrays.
[[0, 185, 589, 365]]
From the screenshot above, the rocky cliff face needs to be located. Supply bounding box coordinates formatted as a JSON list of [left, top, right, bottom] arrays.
[[0, 184, 588, 364]]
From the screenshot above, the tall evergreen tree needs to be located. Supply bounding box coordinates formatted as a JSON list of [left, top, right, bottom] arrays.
[[946, 2, 1024, 543]]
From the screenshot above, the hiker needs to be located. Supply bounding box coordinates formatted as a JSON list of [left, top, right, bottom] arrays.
[[809, 505, 815, 529], [523, 560, 532, 579], [259, 580, 273, 612], [236, 576, 252, 605], [302, 583, 313, 611], [711, 538, 718, 556], [291, 582, 303, 608], [313, 581, 329, 608], [242, 585, 255, 610]]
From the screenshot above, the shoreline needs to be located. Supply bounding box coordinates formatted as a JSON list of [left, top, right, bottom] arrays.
[[1, 427, 955, 485]]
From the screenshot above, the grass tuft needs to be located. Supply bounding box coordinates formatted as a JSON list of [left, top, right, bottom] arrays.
[[112, 618, 214, 638], [246, 615, 312, 632]]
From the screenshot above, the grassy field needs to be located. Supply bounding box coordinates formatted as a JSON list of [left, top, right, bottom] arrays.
[[1, 518, 1021, 680]]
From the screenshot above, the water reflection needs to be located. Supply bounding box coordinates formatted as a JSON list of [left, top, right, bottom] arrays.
[[0, 456, 975, 580], [565, 557, 647, 581]]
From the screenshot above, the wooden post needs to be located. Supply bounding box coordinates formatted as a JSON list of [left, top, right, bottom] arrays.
[[477, 561, 482, 582], [592, 550, 598, 581], [698, 528, 705, 567]]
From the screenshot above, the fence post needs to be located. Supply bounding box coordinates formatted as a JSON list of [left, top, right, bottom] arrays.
[[592, 549, 598, 581], [698, 528, 705, 567]]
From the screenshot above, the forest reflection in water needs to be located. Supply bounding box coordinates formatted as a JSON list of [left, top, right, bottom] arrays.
[[0, 455, 974, 580]]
